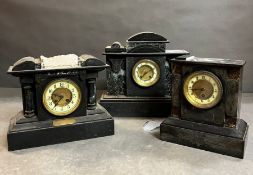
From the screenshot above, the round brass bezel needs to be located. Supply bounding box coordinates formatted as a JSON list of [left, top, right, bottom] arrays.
[[132, 59, 160, 87], [42, 79, 81, 116], [183, 71, 223, 109]]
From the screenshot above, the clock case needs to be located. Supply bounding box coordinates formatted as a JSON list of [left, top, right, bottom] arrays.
[[7, 54, 114, 151], [99, 32, 189, 117], [160, 57, 248, 158]]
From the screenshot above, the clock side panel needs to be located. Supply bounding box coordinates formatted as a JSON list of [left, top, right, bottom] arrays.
[[126, 56, 166, 97], [106, 56, 126, 95], [171, 62, 182, 118], [35, 72, 87, 120], [180, 65, 226, 126], [224, 66, 244, 125]]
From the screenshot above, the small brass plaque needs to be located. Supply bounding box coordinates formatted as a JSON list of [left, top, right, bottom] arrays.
[[53, 118, 76, 127]]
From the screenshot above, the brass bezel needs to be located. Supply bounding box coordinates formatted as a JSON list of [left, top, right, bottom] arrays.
[[42, 79, 81, 116], [183, 71, 223, 109], [132, 59, 160, 87]]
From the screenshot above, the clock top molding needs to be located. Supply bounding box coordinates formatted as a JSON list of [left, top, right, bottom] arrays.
[[171, 56, 245, 67], [8, 54, 108, 76], [103, 32, 189, 56]]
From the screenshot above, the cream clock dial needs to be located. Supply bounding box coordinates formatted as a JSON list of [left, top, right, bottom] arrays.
[[132, 59, 160, 87], [42, 79, 81, 116], [183, 71, 223, 109]]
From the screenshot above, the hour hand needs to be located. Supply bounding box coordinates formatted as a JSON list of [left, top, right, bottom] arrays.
[[53, 95, 64, 108], [192, 88, 205, 91], [52, 93, 62, 98], [140, 70, 152, 78]]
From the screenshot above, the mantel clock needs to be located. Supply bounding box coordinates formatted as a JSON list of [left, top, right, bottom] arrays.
[[7, 54, 114, 150], [99, 32, 189, 117], [160, 56, 248, 158]]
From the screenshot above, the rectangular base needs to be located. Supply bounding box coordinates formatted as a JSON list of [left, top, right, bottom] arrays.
[[99, 92, 171, 117], [160, 117, 248, 158], [8, 106, 114, 151]]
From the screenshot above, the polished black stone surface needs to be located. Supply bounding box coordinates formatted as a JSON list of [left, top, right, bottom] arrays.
[[8, 105, 114, 151], [160, 117, 248, 158]]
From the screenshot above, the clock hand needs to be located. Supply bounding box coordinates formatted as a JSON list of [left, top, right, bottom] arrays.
[[53, 95, 64, 108], [52, 93, 62, 98], [192, 88, 205, 91], [140, 69, 152, 78]]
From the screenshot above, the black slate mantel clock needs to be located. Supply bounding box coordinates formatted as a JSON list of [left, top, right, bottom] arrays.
[[99, 32, 189, 117], [160, 56, 248, 158], [7, 54, 114, 151]]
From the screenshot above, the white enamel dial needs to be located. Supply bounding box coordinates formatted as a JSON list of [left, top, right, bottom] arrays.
[[42, 79, 81, 116]]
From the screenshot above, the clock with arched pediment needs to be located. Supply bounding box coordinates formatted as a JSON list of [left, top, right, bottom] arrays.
[[99, 32, 189, 117]]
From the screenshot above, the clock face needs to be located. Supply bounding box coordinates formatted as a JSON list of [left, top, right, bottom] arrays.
[[42, 79, 81, 116], [132, 59, 160, 87], [183, 71, 223, 109]]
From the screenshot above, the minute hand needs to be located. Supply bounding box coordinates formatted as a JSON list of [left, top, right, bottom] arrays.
[[140, 70, 152, 78]]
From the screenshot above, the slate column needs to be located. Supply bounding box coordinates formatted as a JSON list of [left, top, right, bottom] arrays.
[[87, 78, 96, 110], [21, 77, 35, 118]]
